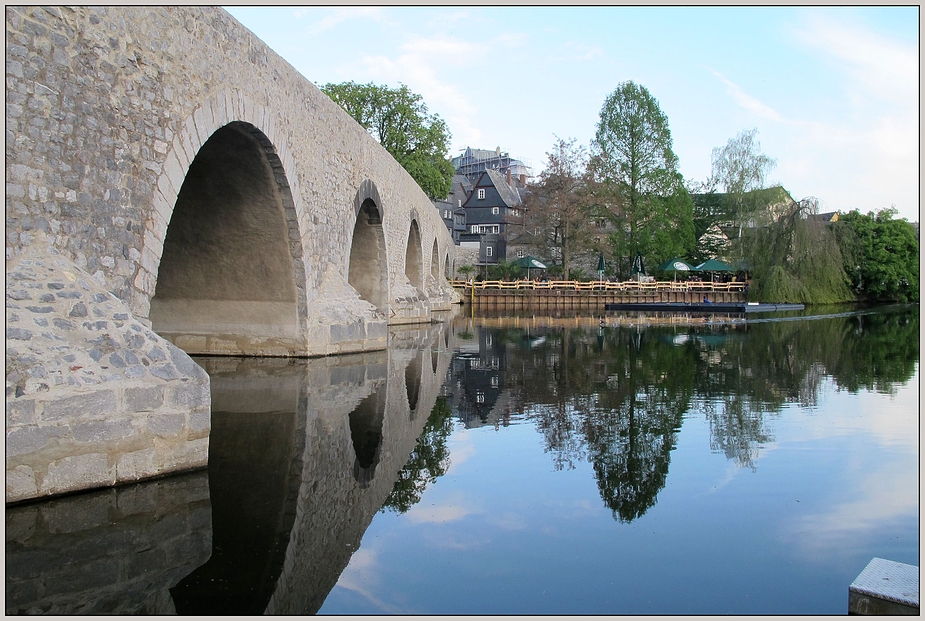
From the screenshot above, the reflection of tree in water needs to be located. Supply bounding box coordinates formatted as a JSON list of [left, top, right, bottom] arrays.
[[583, 399, 679, 523], [381, 397, 454, 514], [701, 397, 772, 472], [445, 307, 919, 522]]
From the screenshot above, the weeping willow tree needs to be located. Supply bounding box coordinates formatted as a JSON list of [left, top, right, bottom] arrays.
[[746, 197, 853, 304]]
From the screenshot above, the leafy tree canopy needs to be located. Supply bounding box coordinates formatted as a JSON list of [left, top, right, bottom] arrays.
[[321, 81, 455, 200], [834, 208, 919, 302], [590, 81, 695, 275], [525, 137, 595, 279]]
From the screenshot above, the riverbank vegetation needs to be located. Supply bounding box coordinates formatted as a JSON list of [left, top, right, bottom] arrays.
[[512, 82, 919, 304]]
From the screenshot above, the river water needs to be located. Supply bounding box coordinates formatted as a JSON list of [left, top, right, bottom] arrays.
[[6, 305, 919, 615]]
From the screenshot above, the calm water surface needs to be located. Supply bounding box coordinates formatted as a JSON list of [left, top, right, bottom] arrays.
[[6, 305, 919, 615]]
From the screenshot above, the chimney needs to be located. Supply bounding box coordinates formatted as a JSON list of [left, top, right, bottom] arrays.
[[519, 174, 526, 186], [506, 168, 512, 184]]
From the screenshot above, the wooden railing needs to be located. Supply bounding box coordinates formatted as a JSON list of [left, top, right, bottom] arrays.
[[448, 279, 746, 293]]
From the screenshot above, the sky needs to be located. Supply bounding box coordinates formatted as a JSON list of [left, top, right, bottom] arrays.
[[223, 6, 919, 222]]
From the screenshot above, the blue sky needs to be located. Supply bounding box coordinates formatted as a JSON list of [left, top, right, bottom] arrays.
[[224, 6, 919, 222]]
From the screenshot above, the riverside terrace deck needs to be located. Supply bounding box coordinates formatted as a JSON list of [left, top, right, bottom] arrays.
[[449, 279, 747, 310]]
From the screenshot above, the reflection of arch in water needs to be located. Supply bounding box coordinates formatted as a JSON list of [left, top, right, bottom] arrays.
[[349, 384, 387, 489], [170, 357, 307, 615], [405, 350, 423, 418]]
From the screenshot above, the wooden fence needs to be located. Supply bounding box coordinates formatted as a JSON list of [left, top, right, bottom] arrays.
[[449, 279, 748, 310]]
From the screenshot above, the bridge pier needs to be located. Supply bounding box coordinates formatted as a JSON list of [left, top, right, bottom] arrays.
[[6, 242, 211, 504]]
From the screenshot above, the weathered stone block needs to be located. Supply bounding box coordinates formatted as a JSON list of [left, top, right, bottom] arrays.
[[146, 412, 184, 437], [41, 389, 117, 422], [6, 398, 37, 426], [6, 464, 38, 501], [124, 385, 163, 412], [6, 424, 66, 458], [169, 381, 209, 409], [40, 452, 115, 495], [72, 417, 134, 443]]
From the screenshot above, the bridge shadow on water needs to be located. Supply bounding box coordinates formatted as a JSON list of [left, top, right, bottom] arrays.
[[5, 322, 452, 615]]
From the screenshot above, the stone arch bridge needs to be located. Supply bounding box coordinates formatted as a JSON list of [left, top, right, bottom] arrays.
[[5, 6, 459, 502]]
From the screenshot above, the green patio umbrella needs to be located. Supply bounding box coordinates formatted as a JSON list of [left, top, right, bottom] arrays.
[[655, 258, 695, 272], [694, 258, 735, 283], [512, 255, 547, 279], [631, 254, 646, 277], [655, 258, 695, 281], [694, 259, 735, 272], [596, 254, 605, 280]]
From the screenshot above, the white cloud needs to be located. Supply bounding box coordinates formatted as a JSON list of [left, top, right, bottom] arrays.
[[792, 13, 918, 105], [559, 42, 605, 62], [404, 502, 480, 524], [707, 68, 784, 122], [302, 7, 390, 35]]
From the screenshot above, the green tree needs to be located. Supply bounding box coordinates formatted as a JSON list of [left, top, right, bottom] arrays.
[[746, 197, 853, 304], [833, 208, 919, 302], [526, 137, 594, 279], [590, 81, 695, 276], [710, 128, 777, 236], [321, 81, 455, 200]]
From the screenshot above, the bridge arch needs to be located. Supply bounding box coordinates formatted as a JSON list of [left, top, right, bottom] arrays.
[[430, 240, 440, 280], [405, 217, 424, 293], [149, 119, 307, 356], [348, 180, 389, 313]]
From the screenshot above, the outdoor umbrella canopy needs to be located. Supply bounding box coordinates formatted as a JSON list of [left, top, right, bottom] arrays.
[[694, 259, 735, 272], [512, 255, 547, 279], [512, 255, 547, 269], [655, 258, 694, 272], [631, 254, 646, 275]]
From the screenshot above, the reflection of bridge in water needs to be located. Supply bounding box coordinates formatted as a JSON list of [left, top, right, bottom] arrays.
[[5, 321, 454, 615]]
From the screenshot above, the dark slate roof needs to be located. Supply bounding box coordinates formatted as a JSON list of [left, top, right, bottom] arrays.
[[453, 174, 473, 193], [484, 169, 523, 208]]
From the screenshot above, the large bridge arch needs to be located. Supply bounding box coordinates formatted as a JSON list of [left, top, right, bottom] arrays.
[[347, 180, 390, 314], [150, 121, 308, 356]]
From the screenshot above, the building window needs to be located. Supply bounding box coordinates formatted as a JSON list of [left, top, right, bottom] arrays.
[[512, 209, 519, 217], [470, 225, 479, 233], [458, 199, 462, 208], [492, 207, 500, 215], [517, 248, 524, 258], [477, 189, 486, 200], [486, 246, 493, 257]]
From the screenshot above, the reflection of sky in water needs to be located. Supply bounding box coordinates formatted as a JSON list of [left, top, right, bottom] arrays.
[[320, 365, 918, 616]]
